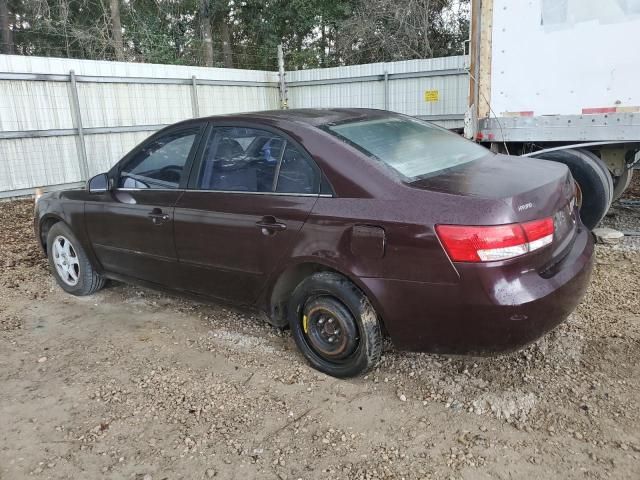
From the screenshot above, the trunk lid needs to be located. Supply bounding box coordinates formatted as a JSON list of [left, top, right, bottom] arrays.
[[413, 154, 579, 266]]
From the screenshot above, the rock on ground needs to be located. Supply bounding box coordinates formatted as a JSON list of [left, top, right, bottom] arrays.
[[1, 197, 639, 479]]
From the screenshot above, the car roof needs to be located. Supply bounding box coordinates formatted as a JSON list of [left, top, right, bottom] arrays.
[[200, 108, 396, 128]]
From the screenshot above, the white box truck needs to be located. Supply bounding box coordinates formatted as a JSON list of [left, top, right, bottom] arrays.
[[466, 0, 640, 229]]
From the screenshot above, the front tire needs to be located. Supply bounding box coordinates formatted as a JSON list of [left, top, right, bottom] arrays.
[[47, 222, 105, 296], [288, 272, 382, 378]]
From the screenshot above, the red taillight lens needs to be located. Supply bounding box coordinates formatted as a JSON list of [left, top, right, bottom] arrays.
[[435, 224, 526, 262], [436, 217, 554, 263], [522, 217, 554, 243]]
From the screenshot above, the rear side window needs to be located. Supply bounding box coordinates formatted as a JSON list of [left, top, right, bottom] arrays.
[[275, 145, 319, 194], [196, 127, 321, 195], [197, 127, 285, 192], [119, 128, 198, 189], [325, 116, 489, 180]]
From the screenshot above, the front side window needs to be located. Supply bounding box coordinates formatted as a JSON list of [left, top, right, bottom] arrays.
[[119, 128, 198, 189], [197, 127, 320, 195], [325, 116, 489, 180]]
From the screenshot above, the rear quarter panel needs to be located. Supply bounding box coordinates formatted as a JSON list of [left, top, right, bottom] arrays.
[[297, 197, 459, 284], [290, 188, 521, 286]]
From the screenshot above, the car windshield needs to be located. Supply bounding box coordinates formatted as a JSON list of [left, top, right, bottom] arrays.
[[325, 116, 489, 179]]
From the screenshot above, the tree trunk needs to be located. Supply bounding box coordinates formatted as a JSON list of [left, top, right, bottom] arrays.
[[320, 20, 326, 66], [200, 0, 215, 67], [110, 0, 124, 61], [422, 0, 432, 58], [0, 0, 14, 54], [220, 17, 233, 68]]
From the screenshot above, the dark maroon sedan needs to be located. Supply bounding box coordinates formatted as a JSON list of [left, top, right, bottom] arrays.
[[34, 109, 594, 377]]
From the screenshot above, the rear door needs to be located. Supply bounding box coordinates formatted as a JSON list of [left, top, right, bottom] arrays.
[[84, 124, 204, 285], [173, 124, 322, 304]]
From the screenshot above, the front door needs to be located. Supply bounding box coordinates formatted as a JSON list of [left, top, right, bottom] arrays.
[[173, 125, 322, 303], [85, 124, 203, 285]]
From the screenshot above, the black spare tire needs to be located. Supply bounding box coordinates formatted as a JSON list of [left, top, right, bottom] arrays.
[[288, 272, 382, 378]]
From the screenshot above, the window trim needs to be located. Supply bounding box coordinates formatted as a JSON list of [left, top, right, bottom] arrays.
[[186, 120, 333, 197], [109, 122, 207, 191], [113, 187, 331, 197], [271, 139, 287, 192]]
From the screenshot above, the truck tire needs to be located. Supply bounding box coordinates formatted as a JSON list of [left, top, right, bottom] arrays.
[[577, 149, 614, 206], [533, 149, 612, 230], [612, 167, 634, 202]]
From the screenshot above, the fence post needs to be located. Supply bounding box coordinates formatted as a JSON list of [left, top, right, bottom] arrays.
[[191, 75, 200, 117], [277, 44, 288, 109], [68, 70, 90, 180], [383, 70, 389, 110]]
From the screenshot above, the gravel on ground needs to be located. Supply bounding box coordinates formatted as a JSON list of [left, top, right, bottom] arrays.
[[1, 181, 639, 479]]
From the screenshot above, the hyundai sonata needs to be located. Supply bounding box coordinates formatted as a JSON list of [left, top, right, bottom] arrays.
[[35, 109, 594, 377]]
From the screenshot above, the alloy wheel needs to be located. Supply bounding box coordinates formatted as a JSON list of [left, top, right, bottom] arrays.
[[52, 235, 80, 286]]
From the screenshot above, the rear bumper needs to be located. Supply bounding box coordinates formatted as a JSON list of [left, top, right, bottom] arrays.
[[361, 226, 595, 354]]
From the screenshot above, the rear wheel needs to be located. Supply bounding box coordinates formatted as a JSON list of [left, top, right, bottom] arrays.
[[534, 148, 613, 229], [47, 222, 105, 296], [288, 272, 382, 378]]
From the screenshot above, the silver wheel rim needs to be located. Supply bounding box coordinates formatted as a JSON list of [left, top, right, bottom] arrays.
[[52, 235, 80, 286]]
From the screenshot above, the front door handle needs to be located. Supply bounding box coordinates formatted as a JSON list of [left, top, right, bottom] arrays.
[[148, 208, 170, 225], [256, 216, 287, 235]]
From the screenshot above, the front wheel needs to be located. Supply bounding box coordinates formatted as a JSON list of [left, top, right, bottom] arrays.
[[288, 272, 382, 378], [47, 222, 105, 296]]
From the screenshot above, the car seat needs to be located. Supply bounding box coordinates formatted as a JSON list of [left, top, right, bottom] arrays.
[[200, 138, 257, 191]]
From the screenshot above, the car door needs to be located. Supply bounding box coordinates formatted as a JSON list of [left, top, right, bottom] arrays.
[[84, 124, 204, 285], [173, 124, 323, 304]]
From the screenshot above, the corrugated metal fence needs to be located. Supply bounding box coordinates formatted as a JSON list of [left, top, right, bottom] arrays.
[[0, 54, 469, 198], [0, 55, 279, 198], [287, 56, 468, 130]]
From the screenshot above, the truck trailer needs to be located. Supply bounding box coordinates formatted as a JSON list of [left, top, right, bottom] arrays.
[[466, 0, 640, 229]]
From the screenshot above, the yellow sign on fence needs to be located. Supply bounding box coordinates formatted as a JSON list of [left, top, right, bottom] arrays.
[[424, 90, 439, 102]]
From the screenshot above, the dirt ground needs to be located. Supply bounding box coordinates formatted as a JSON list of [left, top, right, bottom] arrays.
[[1, 184, 639, 479]]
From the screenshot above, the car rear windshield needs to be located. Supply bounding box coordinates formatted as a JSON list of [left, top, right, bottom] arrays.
[[325, 116, 489, 180]]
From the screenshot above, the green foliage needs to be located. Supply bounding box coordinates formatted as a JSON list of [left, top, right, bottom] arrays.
[[1, 0, 469, 68]]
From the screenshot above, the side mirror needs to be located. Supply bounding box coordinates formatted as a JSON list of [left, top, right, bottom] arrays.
[[88, 173, 109, 193]]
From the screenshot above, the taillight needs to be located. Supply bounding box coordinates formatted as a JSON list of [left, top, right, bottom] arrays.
[[436, 218, 554, 263]]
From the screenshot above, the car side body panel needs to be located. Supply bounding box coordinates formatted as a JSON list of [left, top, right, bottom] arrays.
[[84, 189, 182, 286], [34, 109, 595, 355], [173, 191, 318, 304]]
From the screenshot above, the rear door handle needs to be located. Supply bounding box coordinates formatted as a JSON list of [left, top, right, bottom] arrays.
[[148, 208, 170, 225], [256, 216, 287, 234]]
